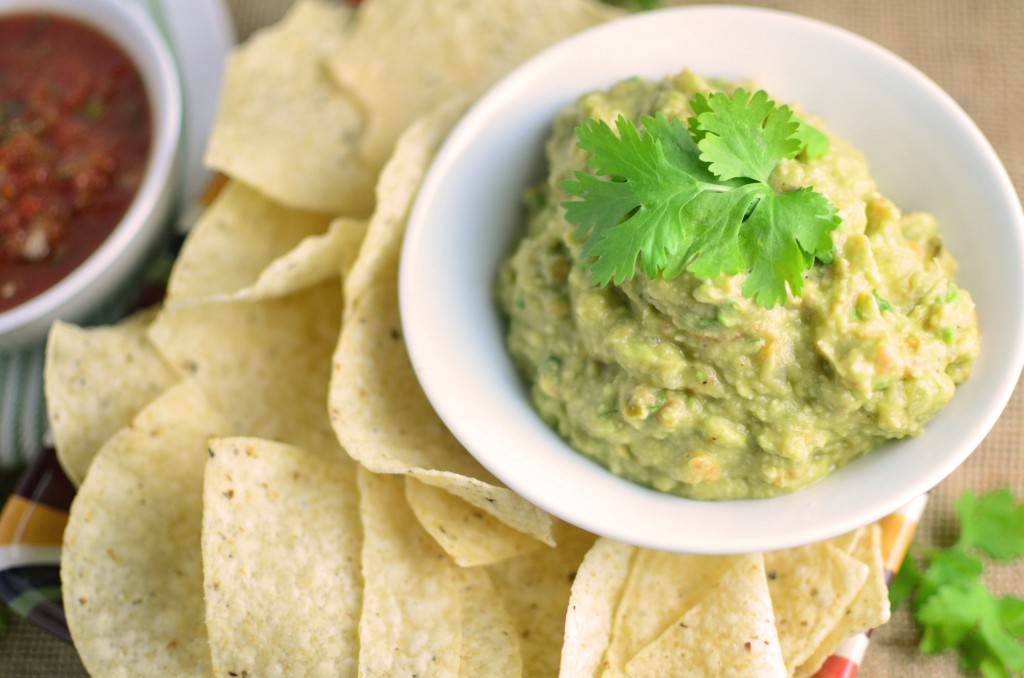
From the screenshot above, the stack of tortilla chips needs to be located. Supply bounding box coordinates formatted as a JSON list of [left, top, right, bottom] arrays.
[[43, 1, 890, 675]]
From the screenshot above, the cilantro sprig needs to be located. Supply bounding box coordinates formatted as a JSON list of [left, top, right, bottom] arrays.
[[890, 488, 1024, 677], [561, 88, 840, 308]]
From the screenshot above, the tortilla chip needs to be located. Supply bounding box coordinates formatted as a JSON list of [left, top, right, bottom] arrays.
[[405, 476, 545, 567], [327, 0, 623, 170], [764, 541, 870, 674], [149, 281, 343, 457], [61, 380, 231, 676], [205, 0, 375, 215], [820, 527, 863, 556], [793, 523, 891, 678], [203, 437, 362, 677], [333, 274, 484, 478], [223, 215, 368, 303], [486, 521, 597, 676], [624, 554, 787, 678], [329, 103, 553, 543], [601, 550, 743, 675], [330, 103, 469, 471], [457, 566, 522, 677], [166, 181, 335, 306], [411, 471, 555, 547], [44, 310, 176, 486], [357, 468, 461, 675], [560, 537, 636, 678]]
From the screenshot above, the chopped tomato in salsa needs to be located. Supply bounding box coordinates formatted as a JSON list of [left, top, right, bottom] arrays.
[[0, 13, 152, 311]]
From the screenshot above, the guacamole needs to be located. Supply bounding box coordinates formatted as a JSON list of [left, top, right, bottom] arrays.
[[496, 70, 980, 500]]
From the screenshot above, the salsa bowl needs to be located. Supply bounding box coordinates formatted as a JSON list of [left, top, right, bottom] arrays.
[[0, 0, 181, 350], [400, 6, 1024, 553]]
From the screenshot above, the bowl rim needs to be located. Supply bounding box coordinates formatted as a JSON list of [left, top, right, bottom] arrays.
[[0, 0, 182, 349], [401, 4, 1024, 553]]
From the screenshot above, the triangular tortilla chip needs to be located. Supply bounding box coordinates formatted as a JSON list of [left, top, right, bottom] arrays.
[[487, 521, 598, 676], [166, 181, 334, 306], [765, 541, 870, 674], [560, 537, 636, 678], [601, 550, 742, 675], [794, 523, 891, 678], [624, 554, 786, 678], [149, 281, 344, 458]]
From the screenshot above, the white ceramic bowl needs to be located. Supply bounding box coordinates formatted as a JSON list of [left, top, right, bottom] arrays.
[[401, 6, 1024, 553], [0, 0, 181, 349]]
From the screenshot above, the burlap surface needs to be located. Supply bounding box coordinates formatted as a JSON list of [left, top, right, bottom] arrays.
[[1, 1, 1019, 676]]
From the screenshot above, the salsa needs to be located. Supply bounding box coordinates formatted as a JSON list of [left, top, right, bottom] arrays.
[[497, 70, 979, 500], [0, 13, 152, 312]]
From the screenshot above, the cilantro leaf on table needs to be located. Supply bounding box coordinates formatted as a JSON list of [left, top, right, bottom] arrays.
[[891, 488, 1024, 677], [956, 488, 1024, 560], [561, 88, 840, 308]]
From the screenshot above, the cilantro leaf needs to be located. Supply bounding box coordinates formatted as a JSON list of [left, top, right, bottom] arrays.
[[956, 488, 1024, 561], [892, 488, 1024, 677], [1001, 597, 1024, 637], [563, 114, 718, 285], [562, 88, 840, 307], [691, 88, 800, 183], [794, 118, 831, 159], [739, 186, 839, 307], [888, 550, 922, 609]]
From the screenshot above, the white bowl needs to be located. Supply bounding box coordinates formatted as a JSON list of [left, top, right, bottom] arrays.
[[0, 0, 181, 350], [400, 6, 1024, 553]]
